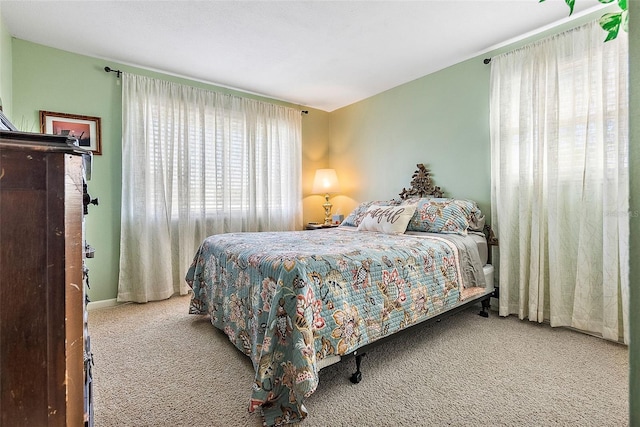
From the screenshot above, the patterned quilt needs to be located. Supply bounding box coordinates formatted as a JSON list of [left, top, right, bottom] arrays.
[[186, 228, 487, 426]]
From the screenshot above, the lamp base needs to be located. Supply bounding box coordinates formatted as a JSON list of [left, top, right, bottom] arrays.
[[322, 193, 332, 225]]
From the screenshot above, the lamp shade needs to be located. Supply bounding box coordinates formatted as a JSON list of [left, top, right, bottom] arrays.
[[312, 169, 341, 194]]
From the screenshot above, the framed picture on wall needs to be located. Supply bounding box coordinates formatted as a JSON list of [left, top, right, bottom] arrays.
[[39, 110, 102, 155]]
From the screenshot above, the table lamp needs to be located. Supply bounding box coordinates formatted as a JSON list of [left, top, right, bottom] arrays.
[[312, 168, 341, 226]]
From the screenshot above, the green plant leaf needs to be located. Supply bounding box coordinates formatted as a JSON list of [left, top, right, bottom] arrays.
[[622, 10, 628, 33], [565, 0, 575, 15], [618, 0, 627, 11], [600, 12, 621, 31], [597, 0, 615, 4], [603, 29, 619, 42], [600, 12, 621, 41]]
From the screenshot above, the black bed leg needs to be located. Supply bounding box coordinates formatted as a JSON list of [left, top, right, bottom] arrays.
[[350, 353, 365, 384], [478, 298, 490, 318]]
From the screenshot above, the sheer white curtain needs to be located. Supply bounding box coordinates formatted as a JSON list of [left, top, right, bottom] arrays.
[[490, 21, 629, 343], [118, 73, 302, 303]]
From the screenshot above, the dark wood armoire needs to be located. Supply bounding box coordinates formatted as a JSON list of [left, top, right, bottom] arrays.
[[0, 131, 93, 426]]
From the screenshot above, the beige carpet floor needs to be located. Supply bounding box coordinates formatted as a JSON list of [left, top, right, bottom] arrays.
[[89, 295, 628, 427]]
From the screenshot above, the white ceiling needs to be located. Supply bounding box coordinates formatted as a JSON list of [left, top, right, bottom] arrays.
[[1, 0, 606, 112]]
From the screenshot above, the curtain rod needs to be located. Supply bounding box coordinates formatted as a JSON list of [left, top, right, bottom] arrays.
[[106, 65, 309, 114], [483, 58, 491, 64], [104, 66, 122, 78]]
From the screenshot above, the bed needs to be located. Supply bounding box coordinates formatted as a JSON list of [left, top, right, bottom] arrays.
[[186, 164, 497, 426]]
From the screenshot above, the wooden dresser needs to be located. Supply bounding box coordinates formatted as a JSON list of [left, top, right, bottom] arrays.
[[0, 131, 93, 426]]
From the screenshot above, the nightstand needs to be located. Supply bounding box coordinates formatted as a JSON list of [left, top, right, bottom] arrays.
[[305, 223, 340, 230]]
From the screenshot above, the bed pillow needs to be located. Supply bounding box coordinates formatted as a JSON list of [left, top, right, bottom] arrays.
[[357, 204, 417, 234], [340, 199, 402, 228], [406, 198, 479, 235]]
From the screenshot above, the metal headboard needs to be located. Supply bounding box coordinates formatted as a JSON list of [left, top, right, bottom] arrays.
[[399, 164, 444, 199]]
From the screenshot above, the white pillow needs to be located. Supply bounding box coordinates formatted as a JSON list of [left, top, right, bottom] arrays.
[[357, 204, 417, 234]]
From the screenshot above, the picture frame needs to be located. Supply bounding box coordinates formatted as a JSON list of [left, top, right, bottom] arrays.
[[39, 110, 102, 155]]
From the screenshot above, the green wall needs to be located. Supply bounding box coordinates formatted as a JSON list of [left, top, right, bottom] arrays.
[[329, 56, 491, 217], [0, 3, 12, 115], [628, 1, 638, 424], [10, 39, 329, 303]]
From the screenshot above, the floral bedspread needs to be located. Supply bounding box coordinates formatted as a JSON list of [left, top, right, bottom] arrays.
[[185, 228, 486, 426]]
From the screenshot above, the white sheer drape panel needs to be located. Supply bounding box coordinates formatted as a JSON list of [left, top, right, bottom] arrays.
[[118, 74, 302, 303], [490, 21, 629, 343]]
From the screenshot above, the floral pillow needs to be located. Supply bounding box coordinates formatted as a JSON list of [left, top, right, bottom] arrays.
[[406, 198, 482, 235], [357, 204, 417, 234], [340, 199, 403, 228]]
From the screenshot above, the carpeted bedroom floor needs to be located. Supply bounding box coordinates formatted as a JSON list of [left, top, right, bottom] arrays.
[[89, 295, 628, 427]]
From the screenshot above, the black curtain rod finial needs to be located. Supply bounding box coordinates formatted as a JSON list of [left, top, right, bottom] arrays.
[[104, 66, 122, 78], [301, 110, 309, 115], [483, 58, 492, 65]]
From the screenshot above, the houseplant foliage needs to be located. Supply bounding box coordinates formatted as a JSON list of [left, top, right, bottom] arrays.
[[540, 0, 628, 41]]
